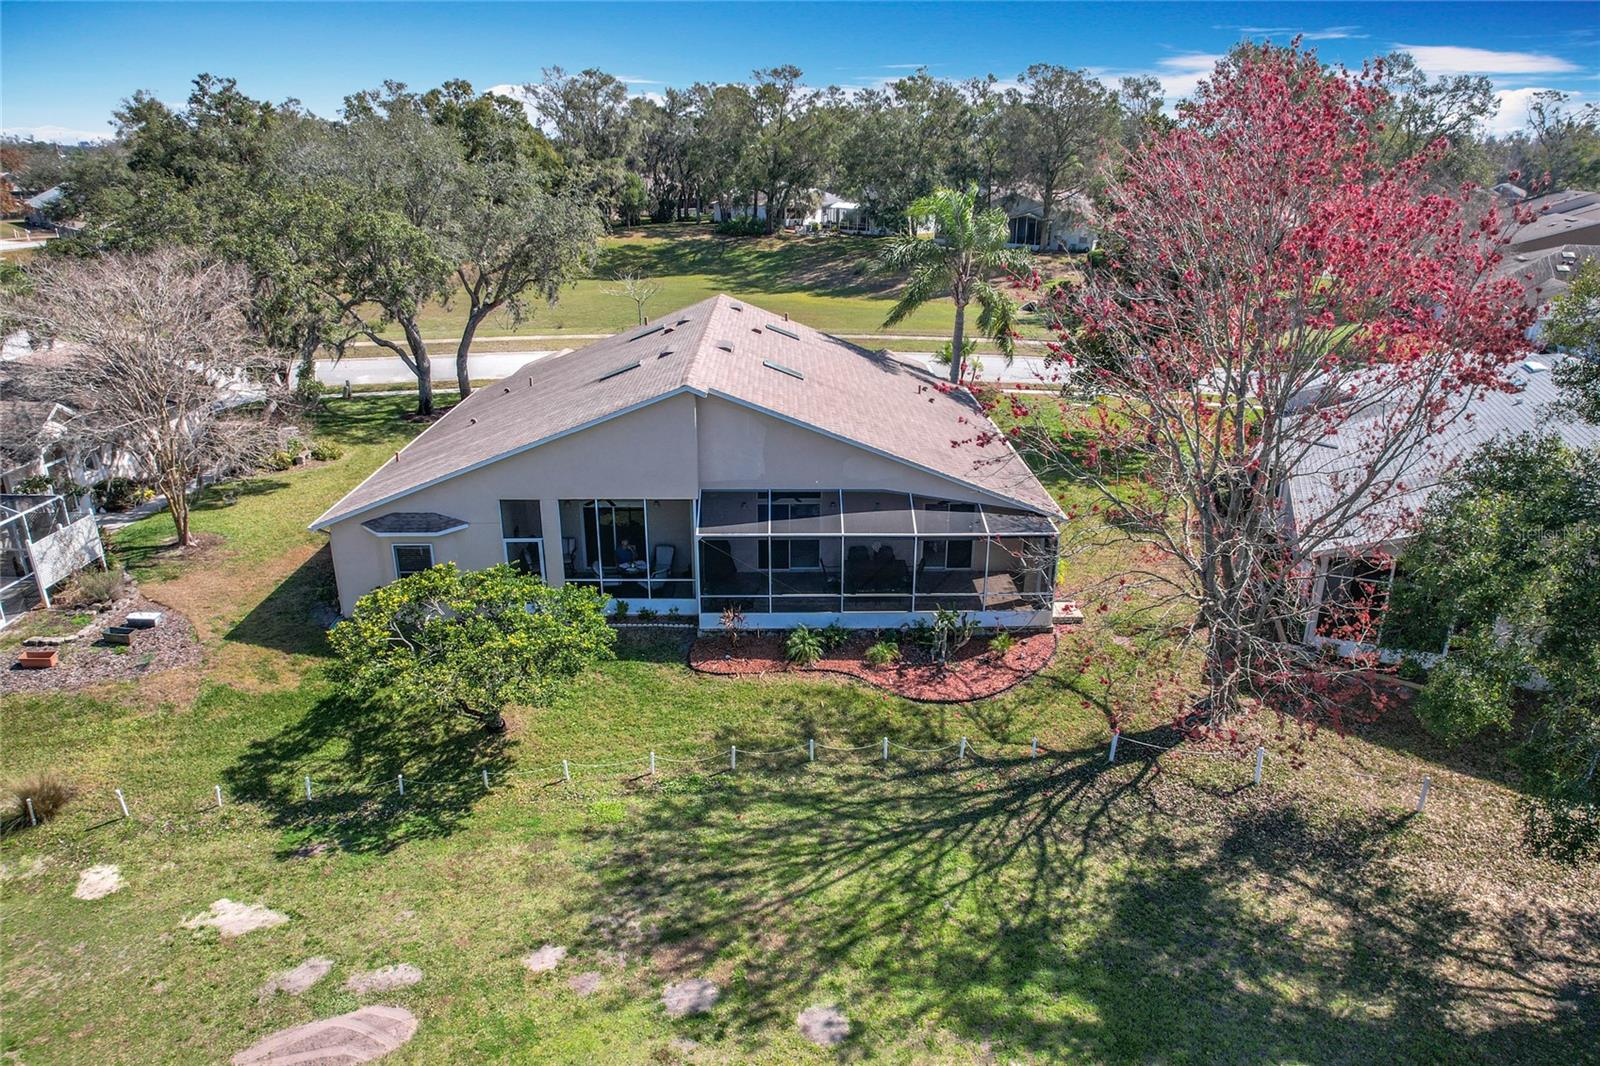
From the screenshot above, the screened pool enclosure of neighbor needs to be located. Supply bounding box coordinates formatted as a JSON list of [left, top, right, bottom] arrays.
[[694, 490, 1058, 627]]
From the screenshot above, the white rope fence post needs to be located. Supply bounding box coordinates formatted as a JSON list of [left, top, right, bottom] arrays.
[[115, 789, 130, 818], [1417, 775, 1431, 813], [730, 745, 737, 771], [397, 773, 405, 797], [958, 736, 967, 760], [1253, 747, 1265, 786], [304, 776, 312, 801], [882, 737, 889, 763], [25, 797, 37, 826], [214, 785, 224, 809], [1031, 737, 1038, 760], [562, 759, 571, 784], [808, 738, 815, 762], [649, 751, 656, 777], [482, 768, 490, 788], [1108, 731, 1120, 764]]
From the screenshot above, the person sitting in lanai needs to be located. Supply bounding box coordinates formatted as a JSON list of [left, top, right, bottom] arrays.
[[616, 539, 638, 566]]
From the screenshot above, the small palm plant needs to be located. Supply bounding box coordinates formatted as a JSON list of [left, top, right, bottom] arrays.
[[880, 187, 1035, 383]]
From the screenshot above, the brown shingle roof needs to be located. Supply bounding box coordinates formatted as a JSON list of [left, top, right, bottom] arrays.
[[313, 295, 1059, 529]]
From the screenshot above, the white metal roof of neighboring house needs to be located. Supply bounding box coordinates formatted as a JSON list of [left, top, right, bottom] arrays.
[[1494, 243, 1600, 309], [23, 186, 62, 210], [311, 294, 1062, 530], [1285, 355, 1600, 553]]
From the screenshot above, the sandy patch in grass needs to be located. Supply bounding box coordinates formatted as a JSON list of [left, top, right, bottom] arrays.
[[181, 899, 288, 938], [521, 944, 567, 973], [344, 964, 422, 995], [231, 1005, 416, 1065], [73, 865, 125, 900], [661, 978, 719, 1018], [568, 971, 603, 996], [797, 1005, 850, 1047], [258, 957, 334, 998]]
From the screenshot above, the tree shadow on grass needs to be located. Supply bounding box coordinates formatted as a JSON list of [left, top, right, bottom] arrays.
[[221, 691, 514, 857], [577, 748, 1597, 1062], [223, 545, 339, 658]]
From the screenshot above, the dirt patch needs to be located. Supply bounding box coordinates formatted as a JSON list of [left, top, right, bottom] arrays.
[[689, 629, 1058, 702], [232, 1005, 416, 1065], [258, 957, 334, 999], [797, 1005, 850, 1047], [521, 944, 567, 973], [567, 971, 603, 996], [661, 978, 719, 1018], [181, 899, 288, 938], [0, 596, 202, 694], [651, 937, 715, 976], [344, 964, 422, 995], [73, 865, 125, 900]]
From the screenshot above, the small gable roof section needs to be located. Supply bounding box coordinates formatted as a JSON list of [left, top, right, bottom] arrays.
[[311, 295, 1060, 530], [360, 511, 468, 535]]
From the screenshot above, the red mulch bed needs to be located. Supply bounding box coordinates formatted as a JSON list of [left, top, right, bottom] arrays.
[[688, 630, 1058, 702]]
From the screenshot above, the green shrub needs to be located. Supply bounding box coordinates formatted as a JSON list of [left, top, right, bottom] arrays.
[[1, 771, 75, 832], [265, 450, 295, 472], [714, 216, 765, 237], [865, 641, 900, 667], [989, 630, 1016, 658], [1396, 656, 1429, 684], [73, 565, 125, 605], [309, 440, 343, 462], [15, 473, 53, 494], [786, 625, 823, 666], [92, 477, 152, 512], [284, 437, 306, 459], [611, 599, 630, 620], [636, 607, 657, 621], [818, 622, 850, 651]]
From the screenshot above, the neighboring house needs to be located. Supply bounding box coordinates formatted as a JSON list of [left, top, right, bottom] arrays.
[[997, 189, 1099, 253], [312, 295, 1063, 629], [710, 195, 768, 224], [1285, 356, 1600, 659], [23, 185, 61, 227], [1495, 244, 1600, 341], [1508, 189, 1600, 254], [0, 489, 105, 627], [0, 335, 128, 492]]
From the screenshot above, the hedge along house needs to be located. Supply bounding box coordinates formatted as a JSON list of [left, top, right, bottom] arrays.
[[312, 295, 1064, 629]]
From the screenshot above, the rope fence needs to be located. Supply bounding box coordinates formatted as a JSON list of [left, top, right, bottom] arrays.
[[13, 727, 1474, 830]]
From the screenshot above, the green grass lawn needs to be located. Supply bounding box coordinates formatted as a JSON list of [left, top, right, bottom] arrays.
[[368, 224, 1071, 347], [2, 397, 1595, 1063]]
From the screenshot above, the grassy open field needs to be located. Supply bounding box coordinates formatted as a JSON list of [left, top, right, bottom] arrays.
[[1, 396, 1595, 1064], [363, 224, 1073, 349]]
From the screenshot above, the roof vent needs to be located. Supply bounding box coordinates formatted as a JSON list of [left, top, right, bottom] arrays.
[[730, 303, 744, 312], [716, 341, 734, 353], [658, 348, 674, 358], [763, 359, 804, 380], [597, 361, 641, 382], [630, 324, 665, 341], [768, 324, 800, 341]]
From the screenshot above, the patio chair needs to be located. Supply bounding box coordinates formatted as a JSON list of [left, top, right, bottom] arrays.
[[651, 543, 675, 578]]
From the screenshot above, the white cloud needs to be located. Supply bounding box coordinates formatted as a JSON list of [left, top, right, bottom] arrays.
[[1485, 86, 1587, 135], [486, 83, 541, 124], [1152, 53, 1224, 99], [2, 125, 112, 145], [1395, 44, 1580, 76], [1228, 25, 1367, 41]]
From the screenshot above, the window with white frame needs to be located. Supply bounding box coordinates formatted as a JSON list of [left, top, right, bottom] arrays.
[[499, 499, 544, 578], [392, 543, 434, 578]]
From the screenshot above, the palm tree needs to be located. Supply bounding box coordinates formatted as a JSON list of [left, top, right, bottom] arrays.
[[880, 187, 1035, 384]]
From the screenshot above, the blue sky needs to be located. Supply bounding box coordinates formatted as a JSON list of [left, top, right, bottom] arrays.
[[2, 2, 1596, 143]]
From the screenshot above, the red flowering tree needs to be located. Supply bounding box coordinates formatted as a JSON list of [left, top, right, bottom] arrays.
[[1013, 44, 1536, 735]]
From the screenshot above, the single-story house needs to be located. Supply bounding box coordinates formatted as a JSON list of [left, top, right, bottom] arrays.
[[1508, 189, 1600, 254], [313, 295, 1063, 629], [997, 189, 1098, 253], [1285, 355, 1599, 659]]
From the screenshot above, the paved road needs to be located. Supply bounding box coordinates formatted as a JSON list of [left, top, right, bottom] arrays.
[[316, 349, 1065, 388]]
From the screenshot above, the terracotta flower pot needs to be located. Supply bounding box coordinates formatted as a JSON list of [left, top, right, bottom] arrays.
[[18, 648, 58, 669]]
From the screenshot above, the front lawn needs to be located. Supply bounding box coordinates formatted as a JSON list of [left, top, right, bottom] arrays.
[[1, 395, 1594, 1063]]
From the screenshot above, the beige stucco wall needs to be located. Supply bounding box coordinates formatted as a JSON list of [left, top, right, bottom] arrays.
[[325, 392, 699, 614], [324, 390, 1046, 616]]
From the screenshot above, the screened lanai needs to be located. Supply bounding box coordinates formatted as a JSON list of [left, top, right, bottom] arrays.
[[695, 490, 1057, 617]]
